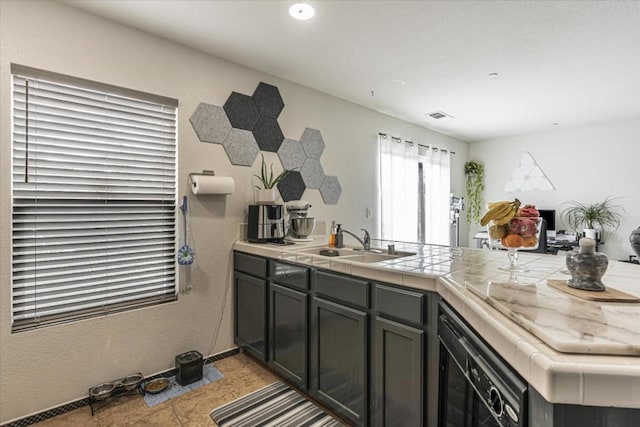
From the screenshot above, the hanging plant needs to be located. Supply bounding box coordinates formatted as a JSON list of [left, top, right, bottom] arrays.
[[464, 160, 485, 225]]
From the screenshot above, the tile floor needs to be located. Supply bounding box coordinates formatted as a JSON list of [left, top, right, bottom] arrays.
[[33, 353, 280, 426]]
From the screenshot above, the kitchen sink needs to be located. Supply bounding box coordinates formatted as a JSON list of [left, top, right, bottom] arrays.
[[293, 246, 416, 262]]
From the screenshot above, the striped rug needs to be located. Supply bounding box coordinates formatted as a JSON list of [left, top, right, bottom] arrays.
[[210, 381, 345, 427]]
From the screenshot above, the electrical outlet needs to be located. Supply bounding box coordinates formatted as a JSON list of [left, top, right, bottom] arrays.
[[366, 207, 372, 218]]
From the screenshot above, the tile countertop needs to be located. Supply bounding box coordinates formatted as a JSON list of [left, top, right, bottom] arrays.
[[233, 237, 640, 408]]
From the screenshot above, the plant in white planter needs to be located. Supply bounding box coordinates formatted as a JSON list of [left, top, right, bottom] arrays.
[[254, 153, 288, 204], [561, 197, 624, 241]]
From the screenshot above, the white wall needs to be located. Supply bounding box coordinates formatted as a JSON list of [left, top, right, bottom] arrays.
[[0, 1, 468, 422], [468, 118, 640, 260]]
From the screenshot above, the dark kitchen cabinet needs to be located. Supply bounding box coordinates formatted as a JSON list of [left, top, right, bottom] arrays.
[[374, 316, 425, 427], [311, 296, 368, 426], [268, 282, 308, 389], [234, 270, 267, 362]]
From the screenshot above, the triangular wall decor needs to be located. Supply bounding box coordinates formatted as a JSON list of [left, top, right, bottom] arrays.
[[504, 151, 556, 193]]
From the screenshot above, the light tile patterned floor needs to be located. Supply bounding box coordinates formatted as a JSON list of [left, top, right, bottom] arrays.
[[33, 353, 278, 427]]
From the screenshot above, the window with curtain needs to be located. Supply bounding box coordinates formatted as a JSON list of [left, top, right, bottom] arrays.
[[11, 65, 178, 332], [378, 133, 451, 245]]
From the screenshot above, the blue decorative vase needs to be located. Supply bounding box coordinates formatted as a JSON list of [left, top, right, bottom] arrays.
[[566, 238, 608, 291]]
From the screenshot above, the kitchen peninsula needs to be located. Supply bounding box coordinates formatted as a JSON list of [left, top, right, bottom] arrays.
[[233, 237, 640, 426]]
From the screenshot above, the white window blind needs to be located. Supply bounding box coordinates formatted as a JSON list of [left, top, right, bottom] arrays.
[[11, 65, 178, 332]]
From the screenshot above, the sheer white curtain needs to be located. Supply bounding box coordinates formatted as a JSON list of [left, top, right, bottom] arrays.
[[379, 134, 451, 245], [423, 147, 451, 245], [379, 135, 422, 242]]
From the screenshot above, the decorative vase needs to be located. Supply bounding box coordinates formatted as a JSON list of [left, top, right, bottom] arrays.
[[584, 228, 597, 240], [255, 188, 277, 205], [630, 227, 640, 258], [566, 238, 608, 291]]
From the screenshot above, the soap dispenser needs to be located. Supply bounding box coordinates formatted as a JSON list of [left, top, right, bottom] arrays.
[[335, 224, 344, 248], [329, 220, 337, 247]]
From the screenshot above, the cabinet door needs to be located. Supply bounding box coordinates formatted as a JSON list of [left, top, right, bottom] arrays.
[[234, 272, 267, 361], [269, 283, 308, 389], [311, 297, 368, 426], [374, 317, 424, 427]]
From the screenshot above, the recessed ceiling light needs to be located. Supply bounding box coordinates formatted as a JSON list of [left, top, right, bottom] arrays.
[[289, 3, 315, 20], [488, 72, 499, 77], [393, 79, 407, 86], [426, 111, 454, 120], [552, 122, 559, 126]]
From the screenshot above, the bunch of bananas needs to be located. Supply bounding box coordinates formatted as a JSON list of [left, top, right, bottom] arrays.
[[479, 198, 521, 226]]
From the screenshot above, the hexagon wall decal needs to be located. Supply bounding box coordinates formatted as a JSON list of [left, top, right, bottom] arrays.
[[252, 82, 284, 118], [300, 158, 325, 189], [189, 103, 231, 144], [252, 116, 285, 152], [300, 128, 325, 159], [223, 92, 260, 130], [223, 128, 260, 166], [320, 176, 342, 205], [277, 171, 306, 202], [277, 139, 305, 171]]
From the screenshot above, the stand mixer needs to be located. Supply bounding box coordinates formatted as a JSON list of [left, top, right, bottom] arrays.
[[286, 200, 316, 242]]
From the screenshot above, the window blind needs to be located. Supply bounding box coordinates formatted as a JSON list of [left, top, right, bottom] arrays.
[[11, 66, 178, 332]]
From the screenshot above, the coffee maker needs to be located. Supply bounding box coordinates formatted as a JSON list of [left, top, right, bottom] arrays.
[[247, 205, 285, 243]]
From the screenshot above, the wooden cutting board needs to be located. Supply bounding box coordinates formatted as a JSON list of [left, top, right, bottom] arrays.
[[547, 279, 640, 303]]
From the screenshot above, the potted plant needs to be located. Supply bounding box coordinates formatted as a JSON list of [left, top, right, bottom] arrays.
[[464, 160, 485, 225], [560, 197, 624, 241], [254, 153, 289, 204]]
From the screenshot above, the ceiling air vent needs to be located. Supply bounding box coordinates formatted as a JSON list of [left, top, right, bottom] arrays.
[[426, 111, 454, 120]]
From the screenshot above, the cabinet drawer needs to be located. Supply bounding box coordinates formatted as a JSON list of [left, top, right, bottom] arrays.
[[313, 270, 369, 308], [269, 261, 309, 291], [375, 283, 424, 325], [234, 251, 267, 278]]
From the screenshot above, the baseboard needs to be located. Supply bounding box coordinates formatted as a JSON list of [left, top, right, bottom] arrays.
[[1, 347, 240, 427]]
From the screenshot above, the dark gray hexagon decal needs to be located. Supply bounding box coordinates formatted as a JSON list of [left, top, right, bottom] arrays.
[[223, 92, 260, 130], [300, 158, 325, 189], [223, 128, 260, 166], [252, 116, 284, 152], [252, 82, 284, 118], [277, 139, 305, 170], [189, 103, 231, 144], [320, 176, 342, 205], [277, 171, 306, 202], [300, 128, 325, 159]]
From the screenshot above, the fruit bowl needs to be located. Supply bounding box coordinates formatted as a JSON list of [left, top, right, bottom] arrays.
[[487, 217, 541, 271]]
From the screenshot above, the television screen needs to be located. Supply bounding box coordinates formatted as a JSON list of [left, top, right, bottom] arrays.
[[538, 209, 556, 232]]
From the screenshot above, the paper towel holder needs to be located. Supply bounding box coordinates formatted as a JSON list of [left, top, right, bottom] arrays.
[[188, 169, 216, 185]]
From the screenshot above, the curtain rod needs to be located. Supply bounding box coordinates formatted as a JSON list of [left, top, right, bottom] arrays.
[[378, 132, 456, 155]]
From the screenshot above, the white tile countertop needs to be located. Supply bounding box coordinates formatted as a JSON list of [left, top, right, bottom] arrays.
[[233, 237, 640, 408]]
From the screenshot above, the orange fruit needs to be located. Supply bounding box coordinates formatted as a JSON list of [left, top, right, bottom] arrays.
[[522, 236, 538, 248], [502, 234, 524, 248]]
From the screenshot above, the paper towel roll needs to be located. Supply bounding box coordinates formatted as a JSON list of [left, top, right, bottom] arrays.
[[191, 175, 235, 195]]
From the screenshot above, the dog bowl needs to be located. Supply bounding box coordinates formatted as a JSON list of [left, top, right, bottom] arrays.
[[121, 373, 144, 391], [89, 383, 116, 400], [144, 377, 170, 394]]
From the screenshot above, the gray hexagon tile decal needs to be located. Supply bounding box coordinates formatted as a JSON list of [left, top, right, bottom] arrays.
[[320, 176, 342, 205], [252, 82, 284, 118], [223, 92, 260, 130], [300, 158, 325, 189], [223, 128, 260, 166], [252, 116, 284, 152], [277, 139, 305, 171], [300, 128, 325, 159], [189, 103, 231, 144], [277, 171, 306, 202]]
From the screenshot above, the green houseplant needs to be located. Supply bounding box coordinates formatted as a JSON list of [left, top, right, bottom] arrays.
[[464, 160, 485, 225], [254, 153, 289, 204], [561, 197, 624, 240]]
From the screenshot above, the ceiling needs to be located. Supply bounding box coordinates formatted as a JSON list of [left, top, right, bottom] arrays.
[[62, 0, 640, 142]]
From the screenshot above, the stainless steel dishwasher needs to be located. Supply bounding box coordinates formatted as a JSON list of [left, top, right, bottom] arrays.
[[438, 302, 528, 427]]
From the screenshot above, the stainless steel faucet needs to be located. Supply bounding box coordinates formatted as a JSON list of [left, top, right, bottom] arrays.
[[338, 228, 370, 250]]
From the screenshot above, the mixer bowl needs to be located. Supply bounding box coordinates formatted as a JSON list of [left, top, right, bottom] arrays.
[[290, 217, 316, 238]]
